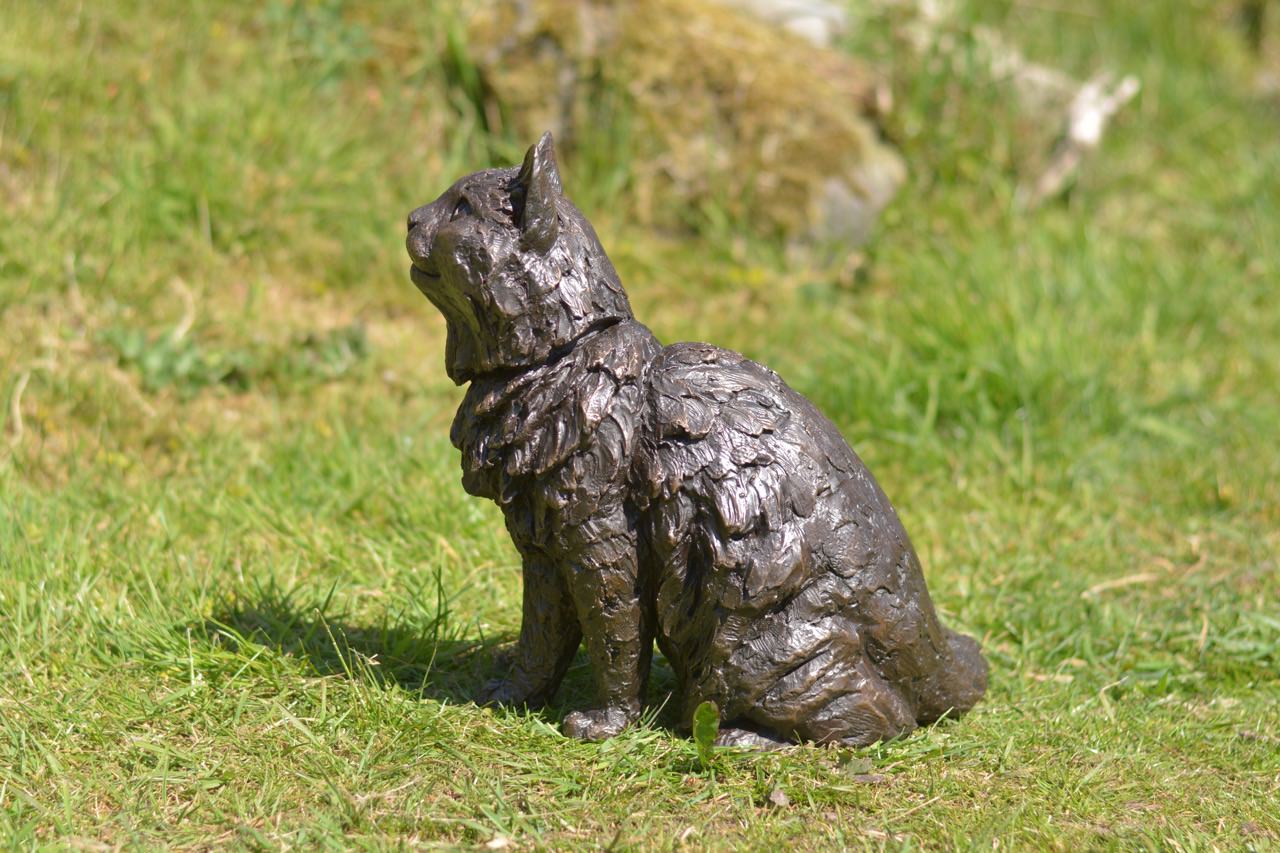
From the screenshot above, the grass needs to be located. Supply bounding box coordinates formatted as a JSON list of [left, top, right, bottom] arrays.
[[1, 0, 1278, 848]]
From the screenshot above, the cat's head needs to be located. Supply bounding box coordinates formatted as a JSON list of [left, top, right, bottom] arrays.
[[406, 133, 633, 384]]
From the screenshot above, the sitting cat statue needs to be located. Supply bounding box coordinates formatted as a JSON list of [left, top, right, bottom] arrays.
[[406, 133, 987, 747]]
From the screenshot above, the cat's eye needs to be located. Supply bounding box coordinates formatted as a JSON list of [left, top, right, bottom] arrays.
[[450, 197, 473, 220]]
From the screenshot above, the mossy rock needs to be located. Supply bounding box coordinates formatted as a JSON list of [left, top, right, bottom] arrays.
[[466, 0, 905, 244]]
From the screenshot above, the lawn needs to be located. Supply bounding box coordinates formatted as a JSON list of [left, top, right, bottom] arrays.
[[2, 0, 1278, 848]]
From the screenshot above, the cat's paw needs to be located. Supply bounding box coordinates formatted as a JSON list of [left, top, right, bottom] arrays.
[[562, 707, 632, 741], [714, 726, 792, 751], [477, 677, 532, 707]]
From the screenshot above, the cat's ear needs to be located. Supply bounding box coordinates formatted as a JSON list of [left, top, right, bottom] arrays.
[[513, 131, 562, 252]]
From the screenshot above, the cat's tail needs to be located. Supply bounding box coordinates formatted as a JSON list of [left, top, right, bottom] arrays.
[[915, 629, 989, 725]]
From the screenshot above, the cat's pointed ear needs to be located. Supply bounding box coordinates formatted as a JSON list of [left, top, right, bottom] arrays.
[[513, 131, 562, 252]]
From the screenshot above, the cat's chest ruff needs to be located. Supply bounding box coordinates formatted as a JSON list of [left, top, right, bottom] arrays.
[[450, 320, 660, 505]]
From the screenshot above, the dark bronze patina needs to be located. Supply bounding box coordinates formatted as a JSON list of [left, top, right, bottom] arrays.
[[406, 133, 987, 747]]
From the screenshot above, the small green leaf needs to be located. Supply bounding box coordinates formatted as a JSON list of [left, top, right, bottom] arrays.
[[835, 749, 874, 775], [692, 700, 720, 769]]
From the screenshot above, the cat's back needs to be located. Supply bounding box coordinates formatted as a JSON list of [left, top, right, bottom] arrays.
[[635, 341, 915, 610]]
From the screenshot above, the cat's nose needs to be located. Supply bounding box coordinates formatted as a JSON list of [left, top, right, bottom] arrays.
[[407, 203, 434, 234], [406, 225, 433, 268]]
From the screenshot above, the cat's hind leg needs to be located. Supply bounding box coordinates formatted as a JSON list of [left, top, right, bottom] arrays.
[[739, 631, 919, 747], [791, 655, 918, 747]]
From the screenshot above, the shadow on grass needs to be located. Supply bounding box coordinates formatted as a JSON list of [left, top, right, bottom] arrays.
[[188, 583, 622, 719], [199, 594, 493, 704]]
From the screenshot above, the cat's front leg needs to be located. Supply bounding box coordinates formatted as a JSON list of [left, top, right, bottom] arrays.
[[479, 554, 582, 708], [559, 538, 652, 741]]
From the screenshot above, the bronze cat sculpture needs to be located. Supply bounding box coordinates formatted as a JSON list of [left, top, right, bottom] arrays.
[[406, 133, 987, 747]]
